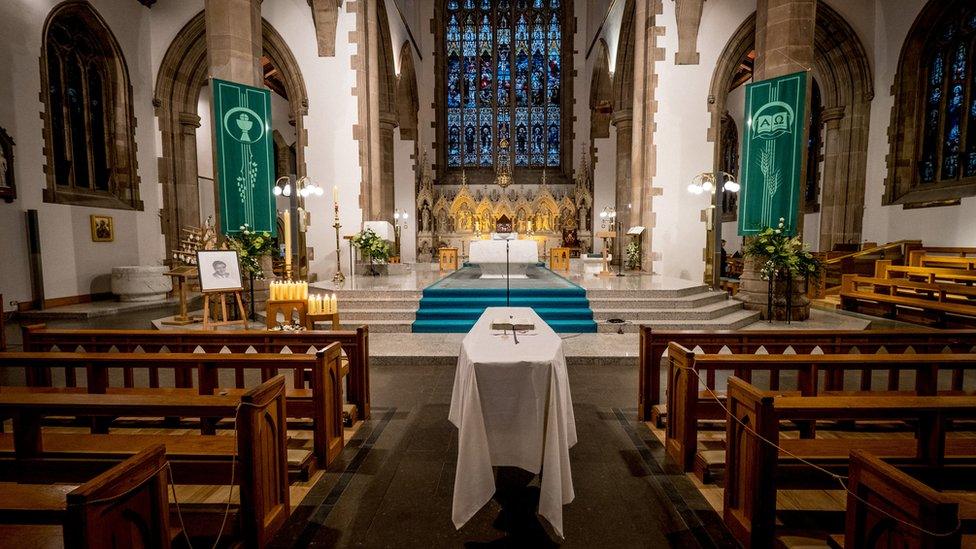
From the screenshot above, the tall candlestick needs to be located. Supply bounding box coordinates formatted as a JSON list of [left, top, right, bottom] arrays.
[[283, 209, 293, 279]]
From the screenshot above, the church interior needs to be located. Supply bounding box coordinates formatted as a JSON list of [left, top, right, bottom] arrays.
[[1, 0, 976, 547]]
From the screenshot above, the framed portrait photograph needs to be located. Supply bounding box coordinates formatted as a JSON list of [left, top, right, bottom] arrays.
[[90, 215, 114, 242], [196, 250, 244, 293]]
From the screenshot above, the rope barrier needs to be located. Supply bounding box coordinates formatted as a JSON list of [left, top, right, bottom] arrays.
[[678, 362, 962, 539]]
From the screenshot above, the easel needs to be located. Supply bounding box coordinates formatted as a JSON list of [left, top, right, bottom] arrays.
[[202, 290, 248, 330], [162, 266, 199, 326]]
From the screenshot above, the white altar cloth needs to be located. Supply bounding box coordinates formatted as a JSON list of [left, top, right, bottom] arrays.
[[468, 239, 539, 278], [449, 307, 577, 537]]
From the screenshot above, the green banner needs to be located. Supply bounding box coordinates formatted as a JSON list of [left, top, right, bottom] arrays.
[[738, 71, 808, 237], [212, 78, 276, 236]]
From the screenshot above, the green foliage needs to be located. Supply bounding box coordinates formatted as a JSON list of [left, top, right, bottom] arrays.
[[743, 217, 822, 281], [226, 223, 276, 278], [351, 228, 391, 262], [625, 241, 642, 270]]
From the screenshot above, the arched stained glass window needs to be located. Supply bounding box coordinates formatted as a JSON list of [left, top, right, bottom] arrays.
[[444, 0, 563, 170], [918, 7, 976, 184]]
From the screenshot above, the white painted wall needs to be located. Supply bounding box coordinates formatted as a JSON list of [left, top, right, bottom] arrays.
[[393, 129, 417, 262], [860, 0, 976, 247], [0, 0, 164, 310]]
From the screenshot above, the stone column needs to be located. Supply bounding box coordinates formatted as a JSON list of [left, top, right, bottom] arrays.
[[204, 0, 263, 86], [611, 109, 634, 231], [818, 105, 847, 251], [378, 111, 398, 222], [177, 112, 202, 231], [736, 0, 816, 319]]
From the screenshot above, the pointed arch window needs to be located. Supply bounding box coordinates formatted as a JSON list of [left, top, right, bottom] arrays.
[[886, 0, 976, 205], [442, 0, 566, 174], [41, 2, 142, 210]]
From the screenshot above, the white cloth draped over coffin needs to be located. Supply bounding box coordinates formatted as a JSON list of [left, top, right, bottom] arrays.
[[468, 240, 540, 278], [448, 307, 577, 537]]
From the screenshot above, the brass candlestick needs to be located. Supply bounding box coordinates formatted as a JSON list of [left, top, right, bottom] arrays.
[[332, 201, 345, 284]]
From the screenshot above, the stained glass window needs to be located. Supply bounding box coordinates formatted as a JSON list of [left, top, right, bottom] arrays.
[[918, 5, 976, 183], [445, 0, 563, 169]]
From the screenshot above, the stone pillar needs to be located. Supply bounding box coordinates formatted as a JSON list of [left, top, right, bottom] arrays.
[[736, 0, 816, 319], [611, 109, 633, 230], [818, 106, 847, 251], [204, 0, 263, 86], [628, 0, 662, 272], [378, 111, 398, 222], [177, 112, 202, 230]]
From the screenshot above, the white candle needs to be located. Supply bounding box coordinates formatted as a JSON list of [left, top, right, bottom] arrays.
[[330, 294, 338, 315], [283, 209, 292, 274], [333, 185, 339, 205]]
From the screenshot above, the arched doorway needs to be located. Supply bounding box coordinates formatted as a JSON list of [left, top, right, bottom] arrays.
[[154, 12, 309, 264], [708, 3, 872, 252]]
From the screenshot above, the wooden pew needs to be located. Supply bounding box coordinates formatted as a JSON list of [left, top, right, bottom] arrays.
[[723, 377, 976, 548], [877, 263, 976, 285], [0, 377, 289, 548], [909, 246, 976, 267], [21, 324, 370, 422], [0, 345, 344, 468], [636, 327, 976, 421], [841, 275, 976, 327], [664, 343, 976, 475], [831, 449, 973, 549], [0, 444, 172, 548]]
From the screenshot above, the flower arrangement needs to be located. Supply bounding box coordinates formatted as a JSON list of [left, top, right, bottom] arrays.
[[743, 218, 822, 281], [351, 228, 391, 263], [625, 240, 642, 270], [226, 223, 277, 278]]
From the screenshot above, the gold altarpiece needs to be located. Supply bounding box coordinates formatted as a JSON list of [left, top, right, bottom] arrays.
[[415, 153, 594, 262]]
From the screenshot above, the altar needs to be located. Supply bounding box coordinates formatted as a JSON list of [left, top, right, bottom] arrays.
[[469, 239, 539, 278]]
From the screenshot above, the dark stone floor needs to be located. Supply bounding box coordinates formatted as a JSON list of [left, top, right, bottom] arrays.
[[2, 306, 736, 548]]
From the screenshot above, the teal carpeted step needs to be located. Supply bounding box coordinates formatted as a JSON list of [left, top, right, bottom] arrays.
[[416, 307, 594, 321], [419, 296, 591, 309], [422, 288, 586, 298], [411, 318, 597, 334]]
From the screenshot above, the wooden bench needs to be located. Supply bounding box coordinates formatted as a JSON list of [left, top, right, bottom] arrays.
[[636, 327, 976, 421], [664, 343, 976, 475], [724, 377, 976, 548], [0, 444, 173, 548], [909, 246, 976, 266], [0, 377, 289, 547], [826, 449, 976, 548], [841, 274, 976, 327], [0, 345, 344, 469], [20, 324, 370, 423], [876, 263, 976, 285]]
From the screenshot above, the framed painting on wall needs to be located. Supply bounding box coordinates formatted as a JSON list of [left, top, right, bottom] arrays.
[[90, 215, 114, 242], [0, 127, 14, 203]]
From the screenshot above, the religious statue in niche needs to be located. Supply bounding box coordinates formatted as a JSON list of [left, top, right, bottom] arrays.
[[421, 205, 432, 232], [0, 126, 15, 203]]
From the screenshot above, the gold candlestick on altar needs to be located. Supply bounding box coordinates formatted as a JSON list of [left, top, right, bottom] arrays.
[[332, 187, 345, 284]]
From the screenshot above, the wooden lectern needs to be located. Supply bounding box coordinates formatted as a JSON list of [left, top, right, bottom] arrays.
[[596, 230, 616, 277]]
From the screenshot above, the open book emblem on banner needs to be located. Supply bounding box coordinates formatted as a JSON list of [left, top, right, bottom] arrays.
[[752, 101, 795, 140]]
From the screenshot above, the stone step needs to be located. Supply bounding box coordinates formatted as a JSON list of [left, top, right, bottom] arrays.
[[335, 299, 420, 310], [584, 285, 710, 299], [591, 300, 743, 321], [337, 320, 413, 333], [595, 309, 760, 333], [586, 291, 729, 309], [339, 309, 418, 322]]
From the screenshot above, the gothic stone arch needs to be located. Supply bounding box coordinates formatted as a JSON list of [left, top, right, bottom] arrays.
[[707, 2, 872, 251], [154, 12, 309, 255]]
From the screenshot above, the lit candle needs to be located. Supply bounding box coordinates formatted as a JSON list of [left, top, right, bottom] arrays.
[[333, 185, 339, 205], [283, 209, 292, 276], [330, 293, 338, 315]]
